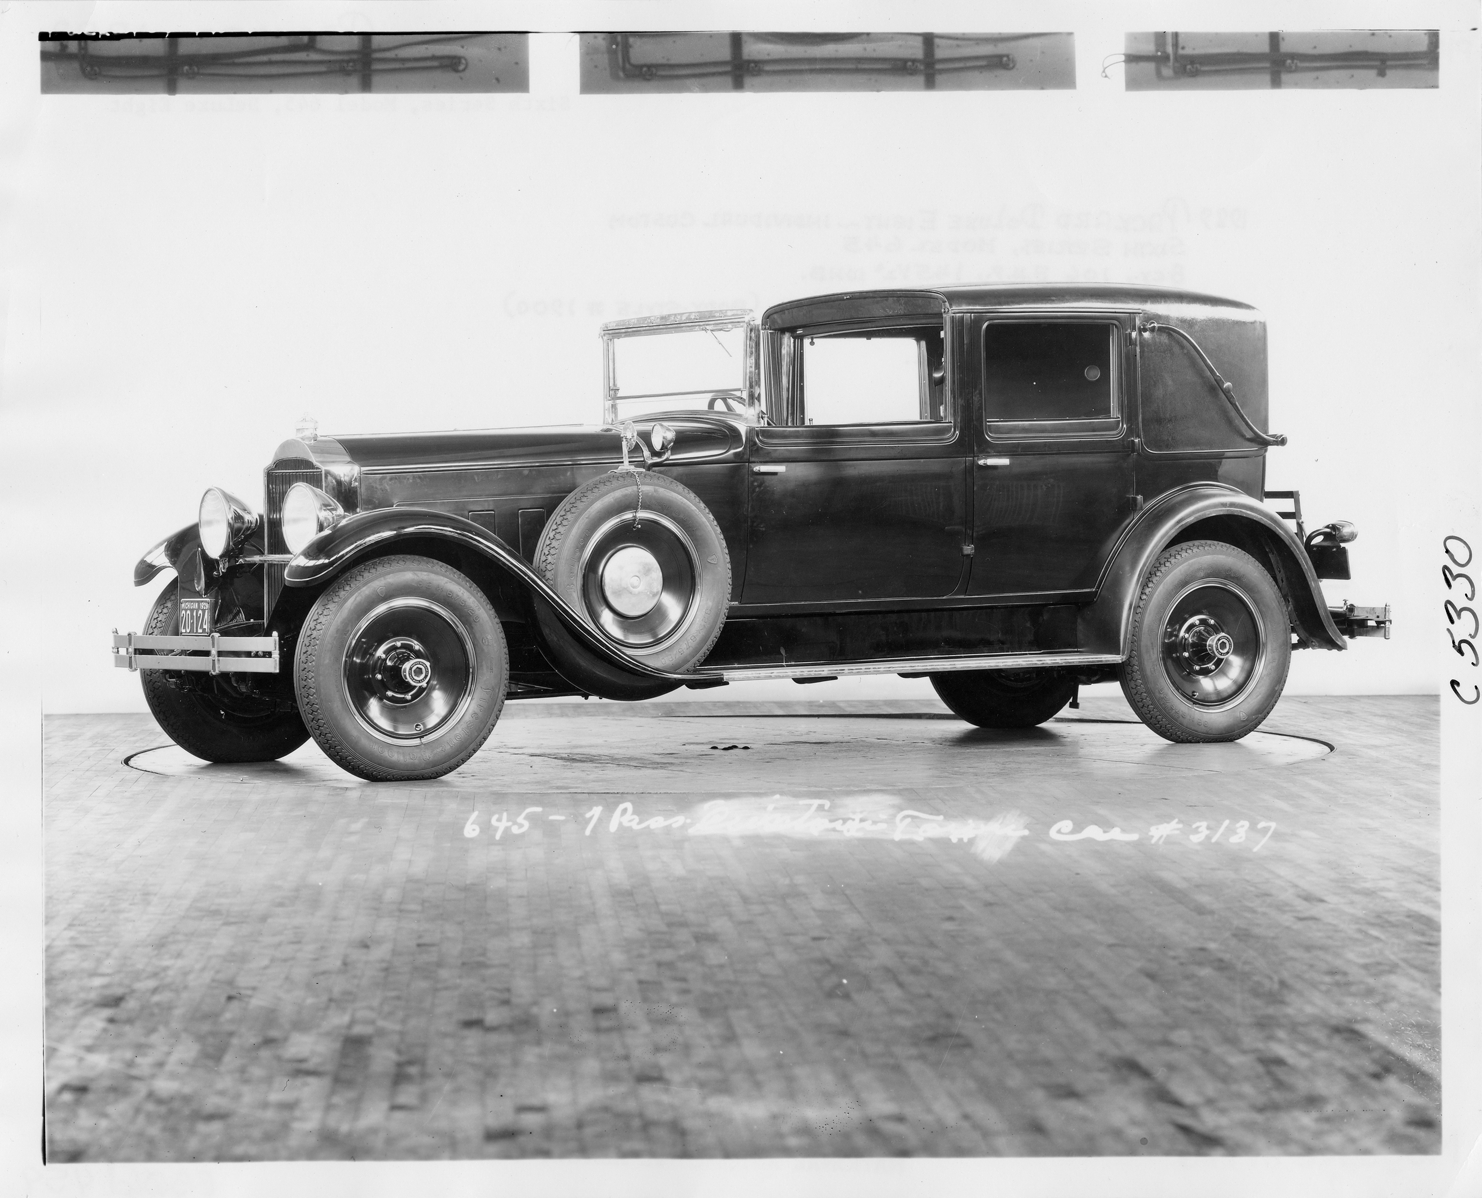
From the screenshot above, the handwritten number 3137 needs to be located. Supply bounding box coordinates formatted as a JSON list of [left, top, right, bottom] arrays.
[[1445, 536, 1479, 704]]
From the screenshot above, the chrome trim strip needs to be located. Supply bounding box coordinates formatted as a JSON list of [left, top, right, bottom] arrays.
[[357, 449, 736, 476], [234, 553, 294, 566], [727, 589, 1097, 616], [112, 633, 278, 652], [601, 309, 752, 334], [715, 652, 1124, 682]]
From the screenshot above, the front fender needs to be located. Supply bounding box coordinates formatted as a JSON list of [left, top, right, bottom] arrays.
[[133, 523, 200, 587], [1079, 484, 1347, 656], [284, 506, 722, 690]]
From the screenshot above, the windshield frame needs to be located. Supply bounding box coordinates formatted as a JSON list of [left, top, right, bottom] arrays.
[[601, 310, 761, 424]]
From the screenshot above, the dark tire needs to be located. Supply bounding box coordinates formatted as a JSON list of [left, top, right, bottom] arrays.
[[534, 471, 731, 673], [139, 582, 310, 763], [1119, 539, 1291, 743], [930, 669, 1078, 728], [294, 555, 507, 781]]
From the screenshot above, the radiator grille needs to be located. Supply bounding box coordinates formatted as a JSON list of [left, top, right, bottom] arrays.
[[263, 561, 289, 624], [263, 463, 324, 619]]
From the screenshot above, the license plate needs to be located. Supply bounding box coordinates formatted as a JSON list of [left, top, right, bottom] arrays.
[[179, 598, 213, 635]]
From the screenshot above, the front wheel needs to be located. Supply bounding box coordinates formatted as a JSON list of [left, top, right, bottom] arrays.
[[294, 555, 507, 781], [139, 582, 310, 763], [1119, 539, 1291, 743]]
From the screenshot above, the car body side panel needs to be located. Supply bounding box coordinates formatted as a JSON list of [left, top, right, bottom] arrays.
[[1137, 305, 1270, 458], [743, 455, 969, 604], [704, 604, 1079, 669]]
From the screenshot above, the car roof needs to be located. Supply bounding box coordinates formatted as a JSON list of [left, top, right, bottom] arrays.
[[761, 284, 1259, 329]]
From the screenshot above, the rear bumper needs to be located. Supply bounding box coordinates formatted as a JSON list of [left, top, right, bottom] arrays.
[[1327, 603, 1392, 639], [111, 631, 281, 674]]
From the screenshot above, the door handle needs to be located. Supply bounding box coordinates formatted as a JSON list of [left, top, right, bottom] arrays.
[[751, 465, 786, 474], [976, 457, 1011, 467]]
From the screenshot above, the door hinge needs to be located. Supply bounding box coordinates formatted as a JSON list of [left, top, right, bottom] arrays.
[[962, 544, 975, 557]]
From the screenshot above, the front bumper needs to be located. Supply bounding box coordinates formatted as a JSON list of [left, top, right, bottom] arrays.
[[1327, 603, 1392, 639], [111, 630, 281, 674]]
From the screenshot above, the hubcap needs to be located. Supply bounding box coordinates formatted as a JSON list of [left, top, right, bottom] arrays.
[[343, 597, 476, 741], [600, 545, 664, 618], [1160, 582, 1264, 707], [579, 512, 700, 649]]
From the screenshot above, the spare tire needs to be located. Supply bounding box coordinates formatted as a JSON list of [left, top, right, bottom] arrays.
[[535, 471, 731, 674]]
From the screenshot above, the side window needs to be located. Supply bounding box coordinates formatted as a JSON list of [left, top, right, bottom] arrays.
[[983, 321, 1118, 431], [798, 327, 946, 426]]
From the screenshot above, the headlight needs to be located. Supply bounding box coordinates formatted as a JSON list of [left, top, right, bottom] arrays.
[[198, 488, 259, 560], [281, 483, 344, 554]]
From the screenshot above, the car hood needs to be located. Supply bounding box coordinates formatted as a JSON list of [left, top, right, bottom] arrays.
[[271, 415, 746, 474]]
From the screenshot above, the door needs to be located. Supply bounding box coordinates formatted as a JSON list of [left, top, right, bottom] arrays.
[[742, 323, 970, 605], [966, 314, 1138, 599]]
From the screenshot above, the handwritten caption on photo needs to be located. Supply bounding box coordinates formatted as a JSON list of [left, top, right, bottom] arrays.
[[461, 799, 1276, 859], [1445, 534, 1478, 704]]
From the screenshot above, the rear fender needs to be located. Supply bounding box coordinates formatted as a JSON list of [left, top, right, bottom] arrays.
[[1079, 485, 1347, 656], [283, 506, 717, 696]]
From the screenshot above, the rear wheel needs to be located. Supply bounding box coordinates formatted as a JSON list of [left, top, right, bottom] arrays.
[[294, 555, 507, 781], [1119, 539, 1291, 742], [139, 582, 310, 763], [930, 669, 1078, 728]]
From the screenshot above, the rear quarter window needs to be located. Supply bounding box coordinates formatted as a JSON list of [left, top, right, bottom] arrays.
[[982, 321, 1119, 437]]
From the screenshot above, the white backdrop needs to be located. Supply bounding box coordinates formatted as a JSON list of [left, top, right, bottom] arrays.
[[4, 5, 1481, 1198], [5, 14, 1476, 713]]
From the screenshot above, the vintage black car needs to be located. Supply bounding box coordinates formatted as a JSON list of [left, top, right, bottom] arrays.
[[115, 285, 1391, 781]]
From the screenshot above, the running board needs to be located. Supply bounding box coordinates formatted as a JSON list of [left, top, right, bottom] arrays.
[[713, 652, 1124, 683]]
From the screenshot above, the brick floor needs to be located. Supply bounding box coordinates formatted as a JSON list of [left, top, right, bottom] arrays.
[[42, 694, 1439, 1160]]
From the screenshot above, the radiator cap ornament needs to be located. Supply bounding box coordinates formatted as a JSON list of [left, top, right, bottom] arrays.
[[296, 416, 318, 442]]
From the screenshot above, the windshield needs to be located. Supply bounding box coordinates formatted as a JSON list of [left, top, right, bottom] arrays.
[[603, 316, 755, 422]]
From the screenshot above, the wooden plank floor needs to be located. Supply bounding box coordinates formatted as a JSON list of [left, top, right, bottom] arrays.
[[42, 694, 1439, 1161]]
